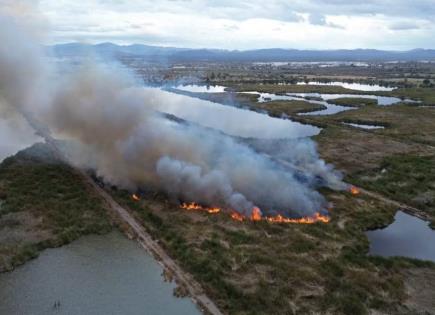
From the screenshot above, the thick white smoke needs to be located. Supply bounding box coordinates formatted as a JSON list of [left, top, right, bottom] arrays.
[[0, 5, 345, 217]]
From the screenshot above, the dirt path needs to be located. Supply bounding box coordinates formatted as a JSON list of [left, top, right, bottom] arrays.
[[22, 111, 223, 315], [85, 176, 223, 315]]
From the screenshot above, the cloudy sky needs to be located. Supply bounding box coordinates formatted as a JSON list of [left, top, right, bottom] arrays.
[[36, 0, 435, 50]]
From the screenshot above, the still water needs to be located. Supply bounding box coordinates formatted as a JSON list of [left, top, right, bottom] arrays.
[[174, 84, 227, 93], [0, 231, 201, 315], [244, 92, 354, 116], [296, 81, 396, 91], [343, 122, 385, 130], [173, 85, 415, 117], [366, 211, 435, 262], [242, 91, 409, 116], [145, 88, 321, 139], [289, 93, 404, 106]]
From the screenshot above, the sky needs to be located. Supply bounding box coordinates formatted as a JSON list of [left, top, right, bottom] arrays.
[[19, 0, 435, 50]]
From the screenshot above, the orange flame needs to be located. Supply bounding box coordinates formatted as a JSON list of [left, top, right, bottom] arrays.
[[180, 203, 330, 224], [132, 194, 141, 201], [265, 212, 330, 224], [181, 202, 221, 214], [251, 207, 262, 221], [230, 211, 244, 221], [349, 185, 360, 195]]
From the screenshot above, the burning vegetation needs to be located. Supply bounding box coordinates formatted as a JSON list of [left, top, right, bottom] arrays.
[[181, 202, 221, 214], [132, 193, 141, 201], [349, 185, 361, 195], [178, 201, 330, 224]]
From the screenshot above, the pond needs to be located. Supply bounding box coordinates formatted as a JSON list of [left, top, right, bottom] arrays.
[[173, 84, 418, 117], [366, 211, 435, 262], [243, 92, 354, 116], [241, 91, 412, 116], [144, 88, 321, 139], [289, 93, 404, 106], [296, 81, 395, 92], [0, 231, 201, 315], [174, 84, 227, 93], [343, 122, 385, 130]]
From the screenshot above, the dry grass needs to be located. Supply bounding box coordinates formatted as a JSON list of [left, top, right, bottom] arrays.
[[109, 186, 434, 315]]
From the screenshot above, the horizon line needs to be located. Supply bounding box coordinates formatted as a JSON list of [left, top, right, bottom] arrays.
[[49, 42, 435, 53]]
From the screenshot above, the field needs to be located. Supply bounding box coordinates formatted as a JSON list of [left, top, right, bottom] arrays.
[[191, 80, 435, 226], [118, 66, 435, 313], [1, 61, 435, 314]]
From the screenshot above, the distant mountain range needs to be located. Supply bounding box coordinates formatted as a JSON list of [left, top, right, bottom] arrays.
[[49, 42, 435, 62]]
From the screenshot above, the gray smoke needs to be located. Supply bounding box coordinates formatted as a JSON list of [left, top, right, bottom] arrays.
[[0, 6, 345, 217]]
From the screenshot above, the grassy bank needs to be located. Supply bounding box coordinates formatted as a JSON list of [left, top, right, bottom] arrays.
[[0, 144, 112, 272], [391, 87, 435, 105], [327, 97, 378, 107], [253, 100, 326, 116], [349, 154, 435, 227]]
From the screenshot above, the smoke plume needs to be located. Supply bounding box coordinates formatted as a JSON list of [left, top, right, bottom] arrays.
[[0, 5, 345, 217]]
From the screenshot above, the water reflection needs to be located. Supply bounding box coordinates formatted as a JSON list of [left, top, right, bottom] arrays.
[[174, 84, 227, 93], [367, 211, 435, 262], [0, 231, 201, 315], [296, 81, 395, 92], [343, 123, 385, 130], [144, 88, 321, 139], [289, 93, 404, 106]]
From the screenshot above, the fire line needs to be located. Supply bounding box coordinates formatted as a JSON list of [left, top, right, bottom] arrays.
[[179, 202, 330, 224]]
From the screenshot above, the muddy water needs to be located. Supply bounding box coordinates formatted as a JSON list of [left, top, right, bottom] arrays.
[[366, 211, 435, 262], [0, 231, 201, 315]]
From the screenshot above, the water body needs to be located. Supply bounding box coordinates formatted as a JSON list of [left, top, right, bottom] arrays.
[[366, 211, 435, 262], [297, 81, 395, 92], [174, 86, 415, 117], [289, 93, 404, 106], [0, 231, 201, 315], [292, 93, 411, 116], [174, 84, 227, 93], [144, 88, 321, 139], [242, 91, 409, 116], [300, 103, 355, 116], [343, 123, 385, 130], [243, 92, 354, 116]]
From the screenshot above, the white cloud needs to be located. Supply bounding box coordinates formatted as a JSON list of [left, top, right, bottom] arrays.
[[37, 0, 435, 49]]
